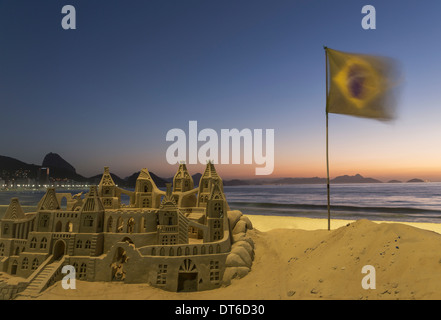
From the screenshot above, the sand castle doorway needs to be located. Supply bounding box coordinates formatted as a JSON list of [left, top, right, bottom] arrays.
[[177, 259, 198, 292], [53, 240, 66, 260]]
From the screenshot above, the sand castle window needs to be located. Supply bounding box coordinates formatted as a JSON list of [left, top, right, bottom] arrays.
[[85, 240, 91, 249], [209, 245, 213, 254], [117, 217, 123, 233], [214, 203, 222, 215], [107, 217, 113, 232], [55, 221, 62, 232], [21, 258, 28, 270], [193, 247, 198, 255], [127, 218, 135, 233], [31, 258, 39, 270], [79, 263, 87, 279], [209, 261, 220, 283], [185, 247, 190, 255], [40, 215, 49, 227], [0, 243, 4, 256], [73, 263, 78, 273], [76, 240, 82, 248], [104, 199, 112, 206], [170, 235, 177, 244], [30, 238, 37, 249], [177, 247, 182, 256], [161, 236, 168, 245], [40, 238, 47, 249], [214, 231, 221, 240], [160, 247, 165, 256], [156, 264, 167, 285], [84, 215, 94, 227], [66, 222, 73, 233], [3, 224, 9, 235], [213, 220, 221, 228]]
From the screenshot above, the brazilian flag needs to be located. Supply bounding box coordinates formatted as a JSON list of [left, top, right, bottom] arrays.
[[326, 48, 400, 120]]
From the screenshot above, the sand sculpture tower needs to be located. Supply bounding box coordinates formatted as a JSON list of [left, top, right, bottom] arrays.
[[156, 184, 189, 245], [205, 182, 227, 242], [79, 186, 105, 234], [197, 161, 223, 208], [173, 163, 194, 193], [134, 168, 162, 208], [98, 167, 120, 209]]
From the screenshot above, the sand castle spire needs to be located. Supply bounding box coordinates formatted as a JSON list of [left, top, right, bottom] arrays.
[[4, 198, 25, 220], [99, 166, 116, 187], [173, 163, 194, 192], [197, 161, 224, 207], [81, 186, 104, 212], [37, 188, 61, 211]]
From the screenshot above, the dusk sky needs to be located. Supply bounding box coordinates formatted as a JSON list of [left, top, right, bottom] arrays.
[[1, 0, 441, 181]]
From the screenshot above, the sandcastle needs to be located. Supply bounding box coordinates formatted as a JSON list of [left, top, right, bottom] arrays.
[[0, 162, 254, 299]]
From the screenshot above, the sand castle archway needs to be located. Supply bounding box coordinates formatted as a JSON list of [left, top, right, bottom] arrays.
[[177, 259, 198, 292], [53, 240, 66, 260]]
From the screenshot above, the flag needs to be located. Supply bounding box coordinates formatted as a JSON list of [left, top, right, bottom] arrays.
[[326, 47, 399, 120]]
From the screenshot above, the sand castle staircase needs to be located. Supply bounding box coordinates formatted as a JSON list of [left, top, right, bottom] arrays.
[[16, 256, 66, 299]]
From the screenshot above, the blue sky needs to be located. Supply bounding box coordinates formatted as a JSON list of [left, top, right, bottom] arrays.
[[1, 0, 441, 180]]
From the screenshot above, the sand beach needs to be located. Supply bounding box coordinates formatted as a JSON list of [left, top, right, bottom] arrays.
[[27, 214, 441, 300]]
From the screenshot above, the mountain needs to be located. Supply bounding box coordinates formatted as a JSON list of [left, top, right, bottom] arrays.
[[40, 152, 88, 182], [331, 174, 382, 184], [0, 155, 39, 172], [407, 178, 424, 183], [42, 152, 76, 173], [387, 180, 402, 183]]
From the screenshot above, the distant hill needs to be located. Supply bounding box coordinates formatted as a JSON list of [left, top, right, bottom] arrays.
[[331, 174, 382, 184], [41, 153, 88, 182], [42, 152, 76, 173], [407, 178, 424, 183], [0, 155, 40, 178], [388, 180, 402, 183]]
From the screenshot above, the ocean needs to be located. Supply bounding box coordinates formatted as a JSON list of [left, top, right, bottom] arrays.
[[1, 183, 441, 223]]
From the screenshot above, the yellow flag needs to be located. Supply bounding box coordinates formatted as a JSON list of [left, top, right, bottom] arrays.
[[326, 48, 399, 120]]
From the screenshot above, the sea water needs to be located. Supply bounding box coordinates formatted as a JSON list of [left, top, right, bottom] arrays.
[[1, 183, 440, 223]]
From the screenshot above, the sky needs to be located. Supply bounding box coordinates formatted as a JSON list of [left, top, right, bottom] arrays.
[[1, 0, 441, 181]]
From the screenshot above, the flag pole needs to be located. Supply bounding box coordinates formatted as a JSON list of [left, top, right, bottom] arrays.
[[324, 46, 331, 231]]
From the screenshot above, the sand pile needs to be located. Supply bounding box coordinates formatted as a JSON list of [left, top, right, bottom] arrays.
[[30, 218, 441, 300]]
